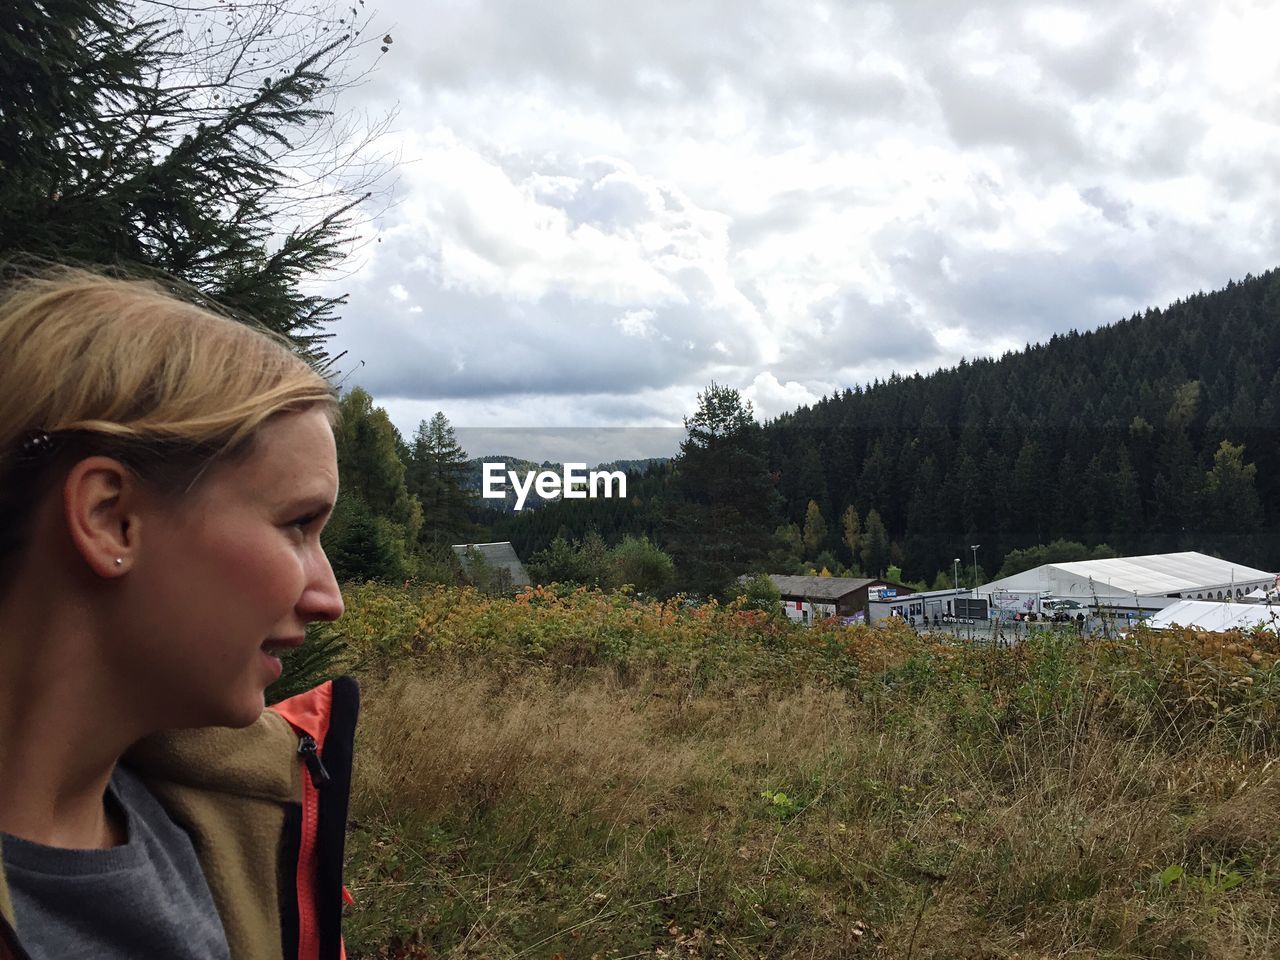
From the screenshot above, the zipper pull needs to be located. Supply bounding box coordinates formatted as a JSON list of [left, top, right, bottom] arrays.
[[298, 734, 331, 787]]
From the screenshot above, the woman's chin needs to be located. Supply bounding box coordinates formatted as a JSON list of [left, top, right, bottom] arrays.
[[201, 690, 269, 729]]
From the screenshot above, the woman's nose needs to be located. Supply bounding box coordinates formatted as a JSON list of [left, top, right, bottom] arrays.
[[302, 548, 345, 622]]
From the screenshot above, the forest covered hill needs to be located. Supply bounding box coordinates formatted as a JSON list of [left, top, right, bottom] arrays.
[[489, 269, 1280, 582], [765, 268, 1280, 577]]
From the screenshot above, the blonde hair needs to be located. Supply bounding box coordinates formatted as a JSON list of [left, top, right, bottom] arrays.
[[0, 265, 337, 568]]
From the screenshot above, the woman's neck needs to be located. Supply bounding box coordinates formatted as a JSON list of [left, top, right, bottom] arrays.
[[0, 599, 140, 849]]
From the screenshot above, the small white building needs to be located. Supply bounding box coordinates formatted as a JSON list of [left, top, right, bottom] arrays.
[[867, 587, 986, 624], [979, 551, 1276, 616]]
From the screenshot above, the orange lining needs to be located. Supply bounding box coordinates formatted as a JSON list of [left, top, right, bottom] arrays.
[[271, 682, 334, 745], [269, 682, 334, 960]]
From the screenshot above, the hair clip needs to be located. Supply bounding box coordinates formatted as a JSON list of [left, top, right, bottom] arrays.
[[18, 430, 57, 461]]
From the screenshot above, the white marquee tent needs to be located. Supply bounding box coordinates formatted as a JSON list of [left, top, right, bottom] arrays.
[[1148, 599, 1280, 633], [979, 551, 1276, 611]]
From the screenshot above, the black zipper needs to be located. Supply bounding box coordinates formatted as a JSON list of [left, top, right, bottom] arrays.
[[297, 735, 331, 788]]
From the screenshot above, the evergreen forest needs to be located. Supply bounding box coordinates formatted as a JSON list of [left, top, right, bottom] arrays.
[[485, 269, 1280, 592]]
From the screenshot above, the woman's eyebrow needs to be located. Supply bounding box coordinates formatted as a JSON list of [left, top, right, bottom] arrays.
[[281, 495, 336, 516]]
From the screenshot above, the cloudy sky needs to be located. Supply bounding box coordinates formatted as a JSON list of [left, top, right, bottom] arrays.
[[319, 0, 1280, 461]]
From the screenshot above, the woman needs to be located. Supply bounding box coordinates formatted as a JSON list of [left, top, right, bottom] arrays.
[[0, 266, 357, 960]]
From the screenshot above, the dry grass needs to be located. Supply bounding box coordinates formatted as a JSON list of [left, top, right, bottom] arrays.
[[326, 586, 1280, 957], [344, 663, 1279, 959]]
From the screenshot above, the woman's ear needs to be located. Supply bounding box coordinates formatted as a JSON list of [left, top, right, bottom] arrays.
[[62, 457, 141, 578]]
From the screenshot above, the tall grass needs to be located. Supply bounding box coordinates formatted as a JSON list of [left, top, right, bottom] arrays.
[[336, 584, 1280, 959]]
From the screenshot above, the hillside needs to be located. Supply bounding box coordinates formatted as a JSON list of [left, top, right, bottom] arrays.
[[767, 268, 1280, 577], [488, 269, 1280, 580]]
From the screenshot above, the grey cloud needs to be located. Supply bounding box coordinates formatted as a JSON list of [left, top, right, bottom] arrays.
[[877, 217, 1267, 350], [352, 0, 1199, 187], [316, 0, 1280, 426], [755, 287, 950, 388], [1080, 186, 1132, 227], [321, 143, 776, 405], [365, 0, 922, 125], [807, 289, 944, 369], [784, 67, 908, 114], [1128, 106, 1205, 178], [754, 59, 913, 128], [331, 276, 760, 401], [579, 394, 682, 423], [883, 229, 1140, 340], [929, 67, 1085, 167], [1034, 27, 1137, 100], [375, 0, 776, 100], [884, 0, 1123, 40], [1205, 137, 1280, 204], [727, 184, 880, 248], [944, 254, 1141, 337], [560, 178, 654, 230]]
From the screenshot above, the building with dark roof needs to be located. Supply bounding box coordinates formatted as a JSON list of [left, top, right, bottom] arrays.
[[451, 541, 531, 589], [763, 574, 913, 624]]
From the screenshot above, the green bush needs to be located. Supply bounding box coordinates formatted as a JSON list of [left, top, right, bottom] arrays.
[[608, 535, 675, 595], [737, 572, 784, 617]]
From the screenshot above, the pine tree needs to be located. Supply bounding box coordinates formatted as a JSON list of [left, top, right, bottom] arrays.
[[802, 499, 827, 558], [1203, 440, 1263, 534], [408, 412, 478, 547], [326, 387, 421, 581], [1, 0, 392, 358], [840, 505, 862, 567], [664, 383, 781, 596], [767, 523, 804, 573], [858, 441, 891, 516], [1150, 384, 1202, 550], [1011, 440, 1049, 543], [786, 443, 828, 521], [860, 509, 890, 577]]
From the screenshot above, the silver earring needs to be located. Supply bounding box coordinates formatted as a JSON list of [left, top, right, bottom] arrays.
[[115, 558, 123, 566]]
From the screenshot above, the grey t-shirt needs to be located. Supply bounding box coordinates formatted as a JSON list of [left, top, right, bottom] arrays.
[[1, 764, 231, 960]]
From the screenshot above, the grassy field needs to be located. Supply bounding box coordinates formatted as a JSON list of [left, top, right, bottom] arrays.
[[329, 584, 1280, 959]]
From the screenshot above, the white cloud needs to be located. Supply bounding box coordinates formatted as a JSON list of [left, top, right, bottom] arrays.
[[742, 372, 827, 421], [615, 308, 659, 338], [315, 0, 1280, 442]]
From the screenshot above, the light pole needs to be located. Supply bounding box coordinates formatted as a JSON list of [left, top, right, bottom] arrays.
[[970, 544, 980, 597], [953, 557, 960, 616]]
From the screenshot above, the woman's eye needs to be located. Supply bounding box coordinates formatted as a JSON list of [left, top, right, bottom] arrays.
[[290, 513, 320, 530]]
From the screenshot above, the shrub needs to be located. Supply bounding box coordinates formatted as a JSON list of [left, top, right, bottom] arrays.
[[736, 572, 784, 618], [608, 535, 676, 595]]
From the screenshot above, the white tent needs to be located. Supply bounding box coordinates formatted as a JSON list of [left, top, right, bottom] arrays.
[[1148, 599, 1280, 633], [979, 551, 1275, 608]]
